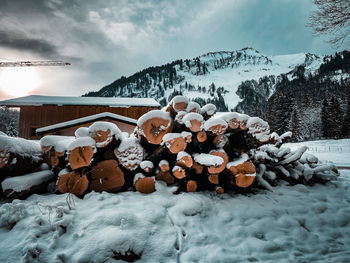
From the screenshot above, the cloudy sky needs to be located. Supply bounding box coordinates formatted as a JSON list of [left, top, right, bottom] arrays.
[[0, 0, 341, 100]]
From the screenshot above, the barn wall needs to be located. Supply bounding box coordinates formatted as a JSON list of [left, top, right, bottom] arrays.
[[19, 105, 157, 139]]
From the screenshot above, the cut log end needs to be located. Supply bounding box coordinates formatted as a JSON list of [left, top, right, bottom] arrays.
[[187, 180, 197, 192], [68, 146, 94, 170], [208, 173, 219, 185], [159, 160, 170, 172], [235, 173, 256, 188], [135, 177, 155, 194], [215, 186, 225, 194], [196, 131, 207, 143], [164, 136, 187, 154], [172, 165, 186, 179], [91, 129, 113, 148], [90, 160, 125, 192], [140, 117, 173, 145], [208, 151, 229, 174], [156, 171, 175, 185], [57, 170, 89, 196], [0, 150, 10, 169]]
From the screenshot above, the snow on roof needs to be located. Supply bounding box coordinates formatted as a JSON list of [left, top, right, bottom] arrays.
[[36, 112, 137, 134], [0, 95, 160, 107]]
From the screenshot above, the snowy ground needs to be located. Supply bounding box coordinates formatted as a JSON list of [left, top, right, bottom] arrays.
[[1, 139, 350, 263]]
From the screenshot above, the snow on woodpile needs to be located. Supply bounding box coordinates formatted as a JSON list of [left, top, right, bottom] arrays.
[[1, 170, 54, 192], [200, 103, 216, 116], [182, 113, 203, 129], [88, 121, 121, 137], [140, 160, 154, 170], [186, 101, 200, 112], [114, 135, 145, 171], [66, 137, 96, 152], [0, 135, 42, 159], [246, 117, 270, 142], [203, 117, 228, 134], [226, 153, 249, 168], [194, 153, 224, 166], [40, 135, 75, 153]]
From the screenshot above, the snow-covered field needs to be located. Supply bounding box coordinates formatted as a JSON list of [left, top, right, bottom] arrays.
[[1, 139, 350, 263], [285, 139, 350, 167]]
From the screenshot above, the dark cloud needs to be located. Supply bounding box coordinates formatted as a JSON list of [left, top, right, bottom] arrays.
[[0, 30, 58, 58]]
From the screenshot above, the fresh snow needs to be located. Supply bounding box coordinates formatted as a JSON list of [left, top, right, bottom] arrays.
[[37, 112, 136, 134], [1, 172, 350, 262], [66, 137, 95, 151], [0, 135, 42, 160], [0, 95, 160, 107], [193, 153, 224, 166], [285, 139, 350, 167], [1, 170, 54, 192], [40, 136, 75, 153]]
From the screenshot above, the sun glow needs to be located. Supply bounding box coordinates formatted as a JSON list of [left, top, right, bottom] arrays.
[[0, 67, 40, 97]]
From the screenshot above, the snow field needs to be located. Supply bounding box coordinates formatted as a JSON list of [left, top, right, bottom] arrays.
[[1, 171, 350, 262]]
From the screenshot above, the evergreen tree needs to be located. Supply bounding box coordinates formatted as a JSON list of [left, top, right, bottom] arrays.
[[321, 98, 330, 138], [342, 85, 350, 137], [329, 96, 343, 138]]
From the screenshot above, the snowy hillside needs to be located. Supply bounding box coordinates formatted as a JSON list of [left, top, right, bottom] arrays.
[[84, 47, 323, 111], [1, 171, 350, 263]]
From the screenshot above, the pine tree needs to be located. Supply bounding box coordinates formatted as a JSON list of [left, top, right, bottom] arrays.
[[329, 96, 343, 138], [321, 98, 330, 138], [342, 85, 350, 137], [289, 109, 301, 141], [6, 120, 18, 137]]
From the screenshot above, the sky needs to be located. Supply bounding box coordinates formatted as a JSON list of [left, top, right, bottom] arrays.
[[0, 0, 342, 101]]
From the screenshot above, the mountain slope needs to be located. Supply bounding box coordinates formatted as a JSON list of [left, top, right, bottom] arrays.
[[84, 47, 322, 110], [84, 48, 350, 141]]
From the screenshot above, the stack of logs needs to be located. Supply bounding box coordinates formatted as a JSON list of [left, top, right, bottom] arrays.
[[40, 95, 338, 197], [0, 95, 338, 198]]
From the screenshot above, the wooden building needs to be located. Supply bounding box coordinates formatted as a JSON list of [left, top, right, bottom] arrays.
[[0, 95, 160, 139]]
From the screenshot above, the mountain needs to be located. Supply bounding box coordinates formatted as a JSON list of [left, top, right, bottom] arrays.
[[84, 48, 350, 141]]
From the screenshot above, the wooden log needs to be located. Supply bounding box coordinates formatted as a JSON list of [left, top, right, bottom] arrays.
[[172, 165, 186, 179], [191, 161, 203, 175], [0, 136, 43, 176], [57, 169, 89, 196], [2, 170, 54, 199], [134, 173, 155, 194], [215, 186, 224, 194], [176, 151, 193, 168], [174, 111, 187, 130], [114, 136, 145, 171], [170, 95, 189, 113], [67, 137, 95, 170], [208, 173, 219, 185], [181, 131, 192, 143], [137, 110, 173, 145], [156, 170, 175, 185], [90, 159, 125, 192], [88, 121, 121, 148], [200, 103, 216, 120], [208, 150, 229, 174], [246, 117, 271, 144], [219, 112, 250, 131], [159, 160, 170, 172], [186, 180, 197, 192], [196, 131, 207, 143], [203, 118, 228, 136], [235, 173, 256, 188], [213, 134, 229, 149], [40, 135, 74, 168], [227, 154, 256, 188], [186, 101, 200, 113], [182, 113, 203, 132], [162, 133, 187, 154], [140, 160, 154, 174]]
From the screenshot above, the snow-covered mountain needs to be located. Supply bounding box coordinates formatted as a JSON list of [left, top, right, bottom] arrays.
[[85, 47, 322, 110], [84, 48, 350, 141]]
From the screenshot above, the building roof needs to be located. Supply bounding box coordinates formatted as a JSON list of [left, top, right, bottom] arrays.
[[36, 112, 137, 134], [0, 95, 160, 108]]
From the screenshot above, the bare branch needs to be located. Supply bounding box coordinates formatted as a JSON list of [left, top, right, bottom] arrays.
[[308, 0, 350, 46]]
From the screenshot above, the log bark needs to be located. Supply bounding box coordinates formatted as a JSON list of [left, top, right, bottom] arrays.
[[90, 160, 125, 192]]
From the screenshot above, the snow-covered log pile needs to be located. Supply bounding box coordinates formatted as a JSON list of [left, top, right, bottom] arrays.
[[0, 134, 50, 198], [0, 95, 339, 199]]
